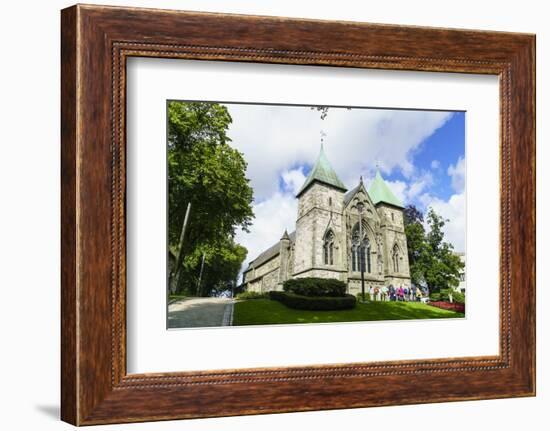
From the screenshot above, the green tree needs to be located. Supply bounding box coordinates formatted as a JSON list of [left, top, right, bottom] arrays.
[[403, 205, 464, 293], [184, 239, 248, 297], [168, 101, 254, 295], [403, 205, 428, 287], [423, 208, 464, 293]]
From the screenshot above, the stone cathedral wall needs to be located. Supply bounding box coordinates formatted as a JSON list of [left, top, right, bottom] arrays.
[[243, 180, 413, 294], [294, 183, 346, 275]]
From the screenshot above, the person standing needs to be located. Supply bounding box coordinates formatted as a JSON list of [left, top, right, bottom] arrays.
[[381, 285, 388, 301], [397, 286, 403, 301]]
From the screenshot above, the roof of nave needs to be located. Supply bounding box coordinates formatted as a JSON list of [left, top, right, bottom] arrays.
[[344, 183, 361, 206], [367, 170, 403, 208], [296, 145, 347, 197], [245, 230, 296, 271]]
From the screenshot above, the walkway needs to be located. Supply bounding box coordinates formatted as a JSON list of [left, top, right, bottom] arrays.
[[168, 297, 234, 329]]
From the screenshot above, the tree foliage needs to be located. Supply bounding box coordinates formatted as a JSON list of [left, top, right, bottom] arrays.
[[185, 239, 248, 297], [310, 106, 351, 120], [403, 205, 427, 287], [404, 205, 464, 293], [168, 101, 254, 296]]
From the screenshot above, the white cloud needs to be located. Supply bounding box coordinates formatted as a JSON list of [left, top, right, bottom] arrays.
[[226, 104, 453, 201], [383, 171, 433, 206], [225, 104, 456, 268], [281, 167, 306, 195], [235, 191, 297, 273], [431, 159, 440, 170], [407, 171, 434, 200], [226, 104, 320, 201], [235, 172, 299, 272], [426, 193, 465, 253], [448, 156, 465, 193], [385, 180, 407, 204]]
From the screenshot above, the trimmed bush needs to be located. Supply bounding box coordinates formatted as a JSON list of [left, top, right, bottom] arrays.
[[236, 291, 268, 300], [356, 293, 370, 302], [283, 277, 347, 297], [448, 290, 465, 304], [429, 288, 465, 304], [269, 291, 356, 311]]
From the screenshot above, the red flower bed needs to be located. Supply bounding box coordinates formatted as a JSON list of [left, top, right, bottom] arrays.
[[429, 301, 465, 313]]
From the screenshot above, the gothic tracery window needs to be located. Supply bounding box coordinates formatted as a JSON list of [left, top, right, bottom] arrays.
[[351, 222, 371, 273], [351, 244, 361, 272], [323, 230, 335, 265]]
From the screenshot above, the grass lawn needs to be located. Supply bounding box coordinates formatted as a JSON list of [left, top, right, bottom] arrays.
[[233, 299, 464, 326]]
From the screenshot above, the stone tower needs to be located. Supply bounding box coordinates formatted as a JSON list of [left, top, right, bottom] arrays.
[[368, 170, 411, 288], [278, 229, 291, 287], [293, 145, 347, 280]]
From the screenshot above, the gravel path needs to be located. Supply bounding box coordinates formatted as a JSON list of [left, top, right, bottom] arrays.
[[168, 297, 234, 329]]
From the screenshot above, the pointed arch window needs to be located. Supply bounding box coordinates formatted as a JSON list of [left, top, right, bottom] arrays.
[[351, 222, 371, 273], [323, 230, 335, 265], [392, 243, 400, 273], [366, 241, 371, 273]]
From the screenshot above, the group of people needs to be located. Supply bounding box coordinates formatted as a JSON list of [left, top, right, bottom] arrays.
[[364, 284, 425, 302]]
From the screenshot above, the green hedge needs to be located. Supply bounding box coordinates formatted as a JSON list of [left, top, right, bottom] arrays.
[[269, 291, 356, 310], [236, 291, 268, 300], [283, 277, 347, 297]]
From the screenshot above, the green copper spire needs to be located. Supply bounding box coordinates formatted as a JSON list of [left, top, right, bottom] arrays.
[[368, 170, 403, 207], [296, 144, 347, 197]]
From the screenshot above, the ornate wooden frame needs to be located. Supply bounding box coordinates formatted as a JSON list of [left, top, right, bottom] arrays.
[[61, 4, 535, 425]]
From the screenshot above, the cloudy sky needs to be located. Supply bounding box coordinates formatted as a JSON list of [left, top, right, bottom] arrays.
[[221, 103, 466, 269]]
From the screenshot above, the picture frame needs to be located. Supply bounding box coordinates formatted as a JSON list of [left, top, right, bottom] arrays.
[[61, 4, 535, 425]]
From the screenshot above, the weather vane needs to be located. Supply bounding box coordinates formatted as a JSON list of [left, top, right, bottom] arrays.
[[320, 130, 327, 148]]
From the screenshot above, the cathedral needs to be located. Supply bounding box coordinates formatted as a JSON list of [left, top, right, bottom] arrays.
[[242, 145, 411, 295]]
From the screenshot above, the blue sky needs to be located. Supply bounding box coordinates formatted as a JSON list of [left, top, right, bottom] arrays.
[[225, 104, 466, 264], [382, 111, 465, 207]]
